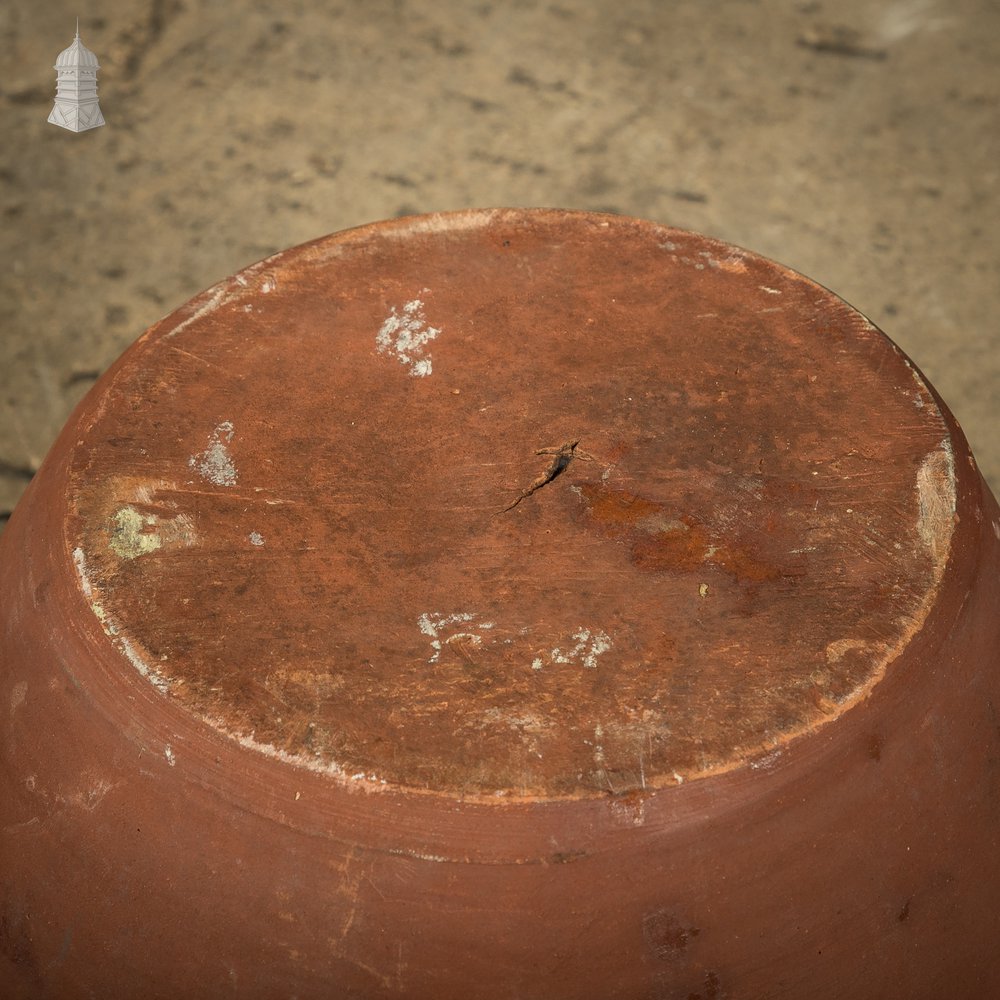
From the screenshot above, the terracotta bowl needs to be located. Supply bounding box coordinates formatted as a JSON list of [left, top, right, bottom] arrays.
[[2, 209, 999, 999]]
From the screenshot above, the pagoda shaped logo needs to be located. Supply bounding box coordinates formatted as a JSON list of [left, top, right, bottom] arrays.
[[48, 20, 105, 132]]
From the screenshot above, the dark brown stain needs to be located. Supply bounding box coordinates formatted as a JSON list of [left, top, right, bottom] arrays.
[[0, 901, 39, 982], [898, 897, 911, 923], [867, 733, 884, 762], [576, 481, 785, 583], [688, 970, 725, 1000], [643, 910, 701, 961], [687, 972, 725, 1000], [549, 849, 588, 865]]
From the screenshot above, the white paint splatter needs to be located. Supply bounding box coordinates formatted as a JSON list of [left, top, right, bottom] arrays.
[[418, 611, 483, 662], [73, 547, 93, 598], [189, 421, 238, 486], [531, 658, 543, 671], [550, 628, 613, 670], [249, 531, 265, 546], [376, 300, 440, 377]]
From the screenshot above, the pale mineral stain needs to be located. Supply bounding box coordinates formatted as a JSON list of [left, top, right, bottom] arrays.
[[109, 506, 163, 560], [376, 300, 440, 377], [417, 611, 477, 663], [189, 421, 238, 486], [916, 441, 956, 565], [164, 746, 176, 767], [249, 531, 265, 546], [108, 506, 196, 560], [10, 680, 27, 714], [825, 638, 871, 664]]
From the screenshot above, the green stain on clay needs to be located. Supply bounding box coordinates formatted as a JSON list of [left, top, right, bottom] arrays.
[[109, 506, 162, 560]]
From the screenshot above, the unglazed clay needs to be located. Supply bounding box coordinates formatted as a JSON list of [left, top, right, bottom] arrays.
[[2, 210, 998, 999]]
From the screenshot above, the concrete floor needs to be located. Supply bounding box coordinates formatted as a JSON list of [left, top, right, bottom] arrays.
[[1, 0, 998, 526]]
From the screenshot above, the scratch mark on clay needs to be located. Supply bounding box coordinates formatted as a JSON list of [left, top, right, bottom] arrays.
[[759, 285, 782, 295], [59, 777, 120, 813], [169, 346, 219, 370], [376, 299, 440, 377], [189, 421, 238, 486], [163, 285, 231, 340]]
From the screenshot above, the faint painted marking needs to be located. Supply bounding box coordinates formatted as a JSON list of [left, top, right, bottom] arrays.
[[417, 614, 495, 663], [376, 300, 440, 377], [163, 285, 230, 340], [189, 421, 238, 486], [249, 531, 265, 546], [550, 628, 612, 670], [10, 681, 27, 714]]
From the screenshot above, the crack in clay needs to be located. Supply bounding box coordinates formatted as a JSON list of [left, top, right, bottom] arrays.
[[501, 440, 591, 512]]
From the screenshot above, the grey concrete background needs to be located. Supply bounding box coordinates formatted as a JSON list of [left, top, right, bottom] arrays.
[[1, 0, 997, 529]]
